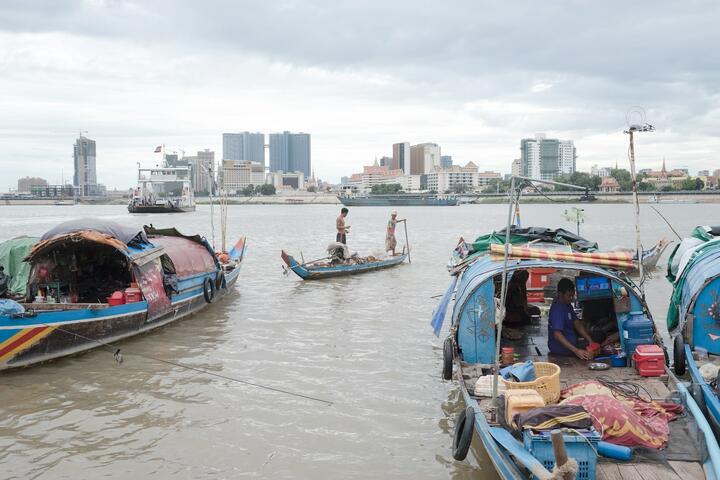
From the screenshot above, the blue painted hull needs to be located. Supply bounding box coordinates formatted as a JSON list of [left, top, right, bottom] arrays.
[[685, 344, 720, 439], [442, 257, 720, 479], [0, 266, 242, 371], [281, 250, 406, 280]]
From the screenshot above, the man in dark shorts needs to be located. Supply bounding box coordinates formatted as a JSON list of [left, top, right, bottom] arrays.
[[336, 208, 350, 244]]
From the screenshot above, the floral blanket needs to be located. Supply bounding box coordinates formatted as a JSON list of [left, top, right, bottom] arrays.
[[560, 380, 682, 449]]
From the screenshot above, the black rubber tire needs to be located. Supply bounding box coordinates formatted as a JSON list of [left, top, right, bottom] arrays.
[[215, 270, 225, 291], [674, 335, 686, 376], [691, 383, 707, 416], [452, 406, 475, 461], [203, 277, 215, 303], [442, 337, 453, 381]]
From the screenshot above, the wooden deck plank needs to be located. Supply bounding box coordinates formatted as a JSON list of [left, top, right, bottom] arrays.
[[669, 460, 705, 479], [633, 463, 681, 480], [617, 465, 645, 480], [597, 464, 623, 480]]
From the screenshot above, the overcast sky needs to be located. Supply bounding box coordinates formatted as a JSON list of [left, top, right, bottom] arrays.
[[1, 1, 718, 190]]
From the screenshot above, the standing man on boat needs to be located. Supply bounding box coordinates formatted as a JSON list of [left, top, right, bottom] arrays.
[[336, 207, 350, 244], [385, 211, 406, 256], [548, 278, 595, 360]]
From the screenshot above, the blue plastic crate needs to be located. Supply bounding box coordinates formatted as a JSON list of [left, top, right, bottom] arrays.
[[522, 429, 600, 480]]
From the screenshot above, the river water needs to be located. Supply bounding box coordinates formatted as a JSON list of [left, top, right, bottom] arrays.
[[0, 203, 706, 479]]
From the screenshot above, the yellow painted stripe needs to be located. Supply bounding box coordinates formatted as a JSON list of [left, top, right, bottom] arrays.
[[0, 326, 56, 363]]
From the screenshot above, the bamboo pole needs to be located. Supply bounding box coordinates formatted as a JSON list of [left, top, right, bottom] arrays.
[[492, 176, 515, 405], [403, 220, 411, 263]]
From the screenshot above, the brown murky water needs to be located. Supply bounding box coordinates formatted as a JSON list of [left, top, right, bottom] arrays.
[[0, 203, 702, 479]]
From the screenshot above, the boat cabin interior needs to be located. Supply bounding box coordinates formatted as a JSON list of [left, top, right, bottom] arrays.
[[456, 265, 707, 480], [26, 240, 133, 305]]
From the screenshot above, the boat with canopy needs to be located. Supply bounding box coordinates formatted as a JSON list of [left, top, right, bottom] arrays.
[[431, 176, 720, 480], [667, 226, 720, 438], [0, 218, 246, 370]]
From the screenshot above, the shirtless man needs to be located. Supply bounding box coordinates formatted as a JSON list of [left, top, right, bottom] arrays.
[[336, 208, 350, 244], [385, 211, 406, 255]]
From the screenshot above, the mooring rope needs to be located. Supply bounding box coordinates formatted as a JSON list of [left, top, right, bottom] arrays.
[[37, 322, 334, 406]]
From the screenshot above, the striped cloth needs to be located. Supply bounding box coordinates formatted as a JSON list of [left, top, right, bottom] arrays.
[[489, 243, 636, 269]]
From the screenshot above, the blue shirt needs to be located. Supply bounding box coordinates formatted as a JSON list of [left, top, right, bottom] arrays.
[[547, 300, 578, 356]]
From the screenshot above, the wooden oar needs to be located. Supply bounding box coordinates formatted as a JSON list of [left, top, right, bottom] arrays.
[[403, 220, 411, 263]]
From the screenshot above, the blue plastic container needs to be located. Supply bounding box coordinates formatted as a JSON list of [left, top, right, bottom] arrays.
[[623, 313, 654, 355], [523, 430, 601, 480], [610, 353, 627, 367]]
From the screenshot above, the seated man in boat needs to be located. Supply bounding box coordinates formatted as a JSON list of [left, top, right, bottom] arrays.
[[504, 270, 541, 326], [548, 278, 595, 360], [385, 211, 406, 256], [336, 207, 350, 244]]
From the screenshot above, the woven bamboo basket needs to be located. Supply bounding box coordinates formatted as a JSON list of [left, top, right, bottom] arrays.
[[501, 361, 561, 404]]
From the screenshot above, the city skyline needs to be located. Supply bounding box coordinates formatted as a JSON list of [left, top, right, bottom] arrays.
[[1, 2, 719, 190]]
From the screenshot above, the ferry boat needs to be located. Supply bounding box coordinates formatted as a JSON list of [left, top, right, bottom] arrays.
[[128, 164, 196, 213], [0, 218, 246, 370], [337, 193, 458, 206]]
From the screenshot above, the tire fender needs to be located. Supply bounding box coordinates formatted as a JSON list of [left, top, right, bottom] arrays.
[[203, 277, 215, 303], [442, 337, 453, 380], [674, 334, 686, 376], [215, 270, 225, 291], [452, 406, 475, 461]]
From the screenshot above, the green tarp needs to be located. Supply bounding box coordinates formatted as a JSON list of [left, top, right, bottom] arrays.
[[0, 237, 38, 296], [666, 226, 720, 330], [469, 227, 598, 255], [470, 232, 529, 254]]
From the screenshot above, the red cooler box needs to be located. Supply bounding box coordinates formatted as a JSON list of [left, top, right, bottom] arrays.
[[632, 344, 665, 377]]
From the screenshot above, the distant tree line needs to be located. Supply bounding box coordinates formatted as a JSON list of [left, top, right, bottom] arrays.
[[480, 169, 707, 193], [239, 184, 277, 196], [371, 183, 403, 194]]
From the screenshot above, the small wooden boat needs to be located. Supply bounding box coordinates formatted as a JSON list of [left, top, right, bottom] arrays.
[[433, 254, 720, 479], [435, 173, 719, 479], [638, 238, 671, 271], [0, 218, 246, 370], [281, 250, 407, 280], [668, 226, 720, 437]]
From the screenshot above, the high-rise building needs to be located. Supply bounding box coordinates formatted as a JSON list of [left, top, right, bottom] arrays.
[[184, 149, 215, 194], [17, 176, 48, 193], [392, 142, 410, 173], [520, 134, 575, 180], [73, 135, 99, 196], [410, 143, 441, 175], [220, 160, 266, 193], [440, 155, 453, 169], [223, 132, 265, 165], [511, 158, 522, 177], [269, 131, 311, 177], [379, 156, 392, 168]]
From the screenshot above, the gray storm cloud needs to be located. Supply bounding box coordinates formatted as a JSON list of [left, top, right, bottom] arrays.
[[0, 1, 718, 189]]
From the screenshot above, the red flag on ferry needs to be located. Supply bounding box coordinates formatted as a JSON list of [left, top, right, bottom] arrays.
[[154, 145, 162, 153]]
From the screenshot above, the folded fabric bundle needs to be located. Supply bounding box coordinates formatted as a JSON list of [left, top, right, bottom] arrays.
[[473, 375, 506, 397], [514, 405, 593, 432], [500, 361, 536, 382]]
